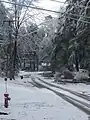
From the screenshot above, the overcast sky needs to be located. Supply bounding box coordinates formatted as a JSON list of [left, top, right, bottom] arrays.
[[35, 0, 66, 11]]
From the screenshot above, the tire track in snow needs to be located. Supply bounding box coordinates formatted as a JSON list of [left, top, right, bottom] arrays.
[[37, 77, 90, 101], [31, 77, 90, 115]]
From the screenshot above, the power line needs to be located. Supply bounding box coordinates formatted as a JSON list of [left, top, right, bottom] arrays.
[[1, 0, 90, 20], [1, 0, 90, 13], [50, 0, 66, 4], [0, 0, 61, 14], [2, 0, 88, 18], [1, 1, 90, 33], [16, 0, 90, 38], [18, 1, 69, 37]]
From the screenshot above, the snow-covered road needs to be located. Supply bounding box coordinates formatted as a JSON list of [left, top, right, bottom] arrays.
[[0, 72, 89, 120], [27, 72, 90, 114]]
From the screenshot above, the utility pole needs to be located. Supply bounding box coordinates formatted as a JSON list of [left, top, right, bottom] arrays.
[[4, 20, 14, 79], [3, 0, 18, 79], [12, 0, 18, 79], [8, 20, 13, 79]]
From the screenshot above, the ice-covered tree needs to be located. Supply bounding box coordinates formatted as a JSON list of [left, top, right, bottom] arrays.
[[51, 0, 90, 72], [38, 15, 58, 64]]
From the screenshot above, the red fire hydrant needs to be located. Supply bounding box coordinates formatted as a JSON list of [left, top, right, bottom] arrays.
[[4, 78, 11, 108]]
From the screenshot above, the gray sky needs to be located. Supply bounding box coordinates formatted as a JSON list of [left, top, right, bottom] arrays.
[[35, 0, 66, 11]]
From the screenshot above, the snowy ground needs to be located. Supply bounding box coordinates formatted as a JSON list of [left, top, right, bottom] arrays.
[[0, 71, 89, 120], [30, 71, 90, 96]]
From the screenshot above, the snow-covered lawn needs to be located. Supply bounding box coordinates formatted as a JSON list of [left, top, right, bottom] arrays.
[[0, 72, 89, 120]]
